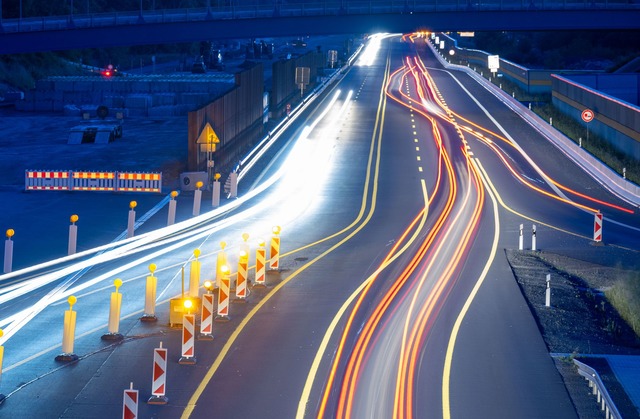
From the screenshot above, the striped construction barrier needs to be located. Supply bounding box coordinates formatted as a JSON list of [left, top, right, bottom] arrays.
[[25, 170, 71, 191], [72, 171, 116, 191], [118, 172, 162, 193], [25, 170, 162, 193]]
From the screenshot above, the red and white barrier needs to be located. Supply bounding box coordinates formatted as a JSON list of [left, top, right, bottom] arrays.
[[25, 170, 161, 193], [179, 313, 196, 364], [117, 172, 162, 193], [148, 342, 168, 404], [270, 226, 281, 270], [72, 171, 116, 191], [122, 383, 138, 419], [216, 265, 230, 321], [235, 250, 249, 301], [254, 241, 266, 287], [25, 170, 71, 191], [593, 212, 603, 243], [199, 293, 214, 340]]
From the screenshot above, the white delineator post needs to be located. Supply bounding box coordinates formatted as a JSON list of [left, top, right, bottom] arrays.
[[212, 173, 221, 208], [518, 223, 523, 251], [189, 249, 201, 299], [270, 226, 282, 270], [102, 279, 124, 341], [127, 201, 137, 239], [216, 265, 231, 322], [531, 224, 537, 251], [179, 300, 196, 365], [68, 215, 79, 256], [167, 191, 178, 226], [141, 263, 158, 322], [545, 274, 551, 307], [229, 172, 238, 198], [593, 211, 603, 243], [192, 181, 203, 217], [56, 296, 79, 362], [148, 342, 168, 405], [3, 229, 14, 274], [254, 240, 266, 287]]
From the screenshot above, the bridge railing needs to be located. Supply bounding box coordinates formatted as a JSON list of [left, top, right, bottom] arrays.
[[1, 0, 638, 34]]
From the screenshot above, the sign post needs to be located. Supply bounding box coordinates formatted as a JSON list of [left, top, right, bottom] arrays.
[[581, 108, 594, 144]]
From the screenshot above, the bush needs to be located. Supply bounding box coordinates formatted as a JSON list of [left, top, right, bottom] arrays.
[[605, 273, 640, 337]]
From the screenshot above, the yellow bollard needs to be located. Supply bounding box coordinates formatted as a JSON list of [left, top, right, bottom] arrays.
[[56, 296, 79, 362], [141, 263, 158, 322], [189, 249, 201, 298], [215, 241, 228, 289], [102, 279, 124, 341]]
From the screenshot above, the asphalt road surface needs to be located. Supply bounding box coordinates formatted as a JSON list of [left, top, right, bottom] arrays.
[[0, 34, 638, 419]]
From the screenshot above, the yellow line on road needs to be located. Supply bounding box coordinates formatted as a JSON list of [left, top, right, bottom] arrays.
[[181, 47, 391, 419], [442, 159, 500, 419]]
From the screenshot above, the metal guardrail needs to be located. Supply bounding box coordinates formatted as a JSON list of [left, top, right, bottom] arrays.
[[574, 359, 623, 419], [1, 0, 638, 34]]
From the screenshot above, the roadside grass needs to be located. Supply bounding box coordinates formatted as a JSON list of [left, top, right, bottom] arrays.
[[606, 273, 640, 338], [446, 58, 640, 186]]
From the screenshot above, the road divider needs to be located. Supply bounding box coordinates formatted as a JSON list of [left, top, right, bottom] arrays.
[[141, 264, 158, 322]]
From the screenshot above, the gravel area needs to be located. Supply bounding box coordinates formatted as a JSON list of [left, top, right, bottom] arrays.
[[506, 249, 640, 418]]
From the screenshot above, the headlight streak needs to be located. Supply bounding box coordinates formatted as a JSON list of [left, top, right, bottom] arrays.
[[397, 149, 485, 419], [322, 58, 461, 418], [0, 90, 349, 346]]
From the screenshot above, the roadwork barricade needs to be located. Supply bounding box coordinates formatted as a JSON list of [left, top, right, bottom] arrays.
[[25, 170, 162, 193]]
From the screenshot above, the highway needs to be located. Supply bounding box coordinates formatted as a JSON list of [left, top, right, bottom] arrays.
[[0, 34, 639, 418]]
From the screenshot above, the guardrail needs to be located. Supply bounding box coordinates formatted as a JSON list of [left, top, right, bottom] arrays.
[[25, 170, 162, 193], [429, 37, 640, 208], [574, 359, 622, 419]]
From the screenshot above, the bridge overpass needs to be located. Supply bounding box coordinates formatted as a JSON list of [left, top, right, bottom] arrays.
[[1, 0, 640, 54]]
